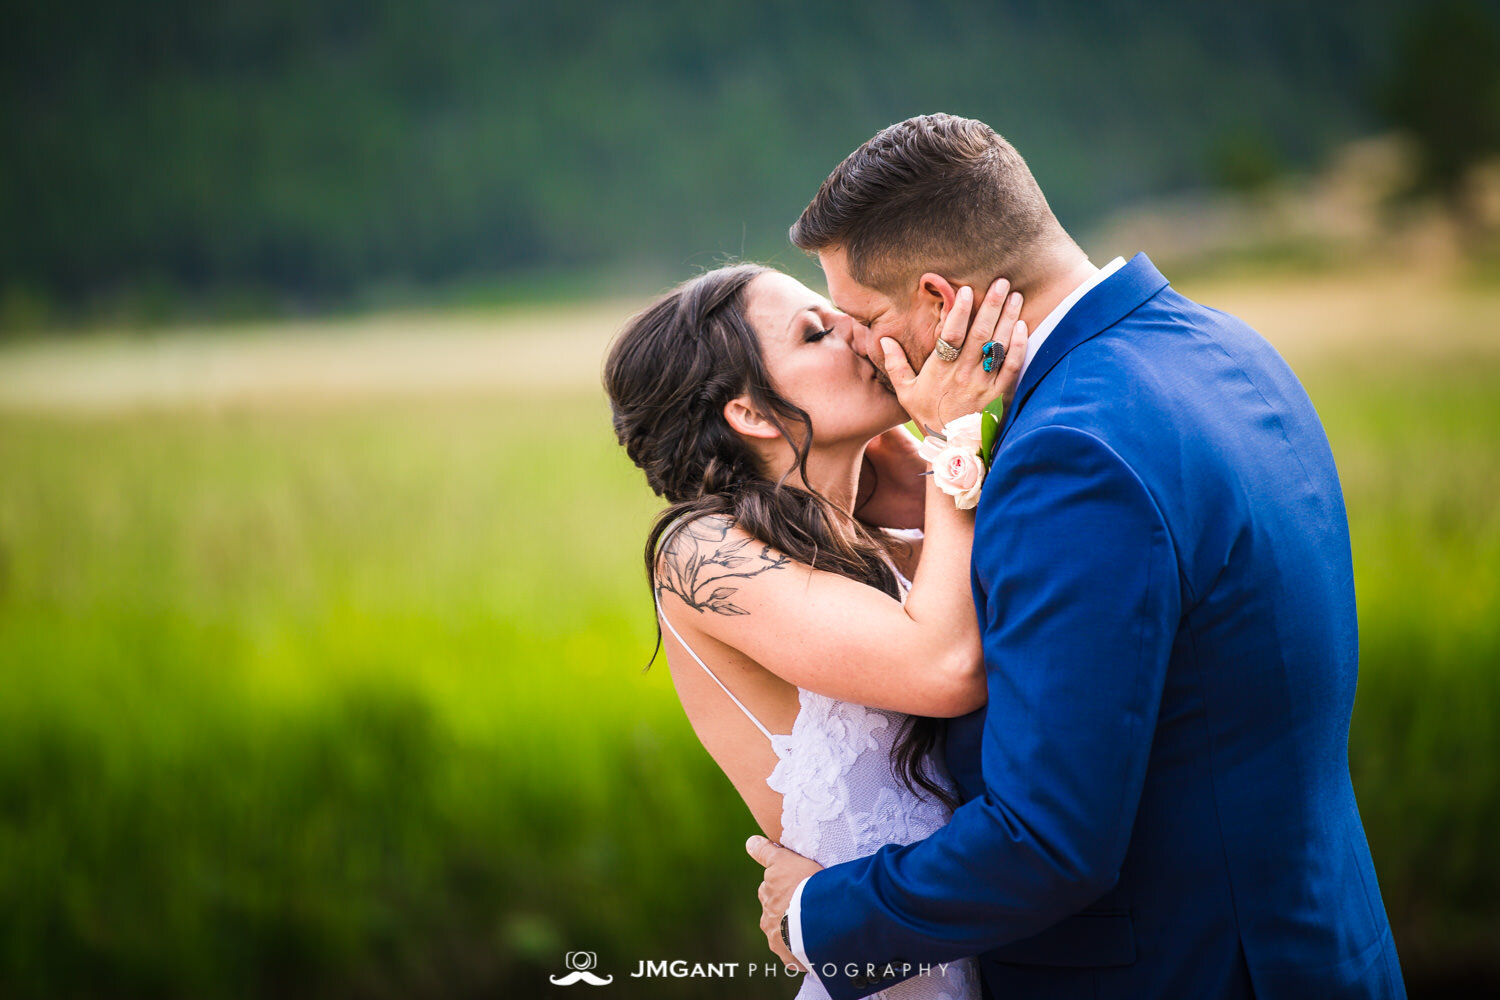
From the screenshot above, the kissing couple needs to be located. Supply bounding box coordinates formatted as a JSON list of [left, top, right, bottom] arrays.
[[604, 114, 1405, 1000]]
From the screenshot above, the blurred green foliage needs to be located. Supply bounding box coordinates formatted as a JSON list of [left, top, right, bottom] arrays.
[[1207, 127, 1283, 195], [0, 391, 762, 997], [1, 0, 1418, 322], [1381, 0, 1500, 210], [1310, 361, 1500, 988], [1, 309, 1497, 995]]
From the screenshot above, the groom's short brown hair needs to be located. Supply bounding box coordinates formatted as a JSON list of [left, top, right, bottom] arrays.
[[790, 114, 1063, 293]]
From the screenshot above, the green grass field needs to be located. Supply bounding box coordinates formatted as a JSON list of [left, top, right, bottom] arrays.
[[1, 274, 1497, 997]]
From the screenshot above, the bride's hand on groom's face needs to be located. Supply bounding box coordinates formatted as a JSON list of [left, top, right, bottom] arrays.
[[881, 277, 1029, 433], [746, 835, 823, 971]]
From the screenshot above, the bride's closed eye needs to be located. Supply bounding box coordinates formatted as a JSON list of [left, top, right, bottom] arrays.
[[805, 326, 833, 343]]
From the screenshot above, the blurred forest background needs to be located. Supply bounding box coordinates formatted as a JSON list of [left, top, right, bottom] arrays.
[[4, 0, 1497, 327], [2, 0, 1499, 998]]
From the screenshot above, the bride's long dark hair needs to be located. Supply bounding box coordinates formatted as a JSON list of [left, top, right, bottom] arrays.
[[602, 263, 955, 809]]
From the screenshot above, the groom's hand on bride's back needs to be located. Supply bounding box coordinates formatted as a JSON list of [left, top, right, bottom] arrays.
[[746, 835, 823, 972]]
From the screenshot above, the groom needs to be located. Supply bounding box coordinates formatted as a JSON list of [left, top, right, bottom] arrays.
[[747, 114, 1405, 999]]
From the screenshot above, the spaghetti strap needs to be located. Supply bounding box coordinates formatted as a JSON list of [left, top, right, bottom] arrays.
[[655, 594, 777, 744]]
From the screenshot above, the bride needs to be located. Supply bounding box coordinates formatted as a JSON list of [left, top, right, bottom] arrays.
[[603, 263, 1026, 999]]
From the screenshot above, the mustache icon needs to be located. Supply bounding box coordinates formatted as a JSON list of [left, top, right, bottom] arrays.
[[549, 970, 615, 986]]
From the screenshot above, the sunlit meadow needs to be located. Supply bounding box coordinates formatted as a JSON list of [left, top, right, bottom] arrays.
[[1, 269, 1497, 997]]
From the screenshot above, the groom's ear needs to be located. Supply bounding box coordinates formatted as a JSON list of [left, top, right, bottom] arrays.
[[723, 396, 781, 441], [916, 272, 959, 336]]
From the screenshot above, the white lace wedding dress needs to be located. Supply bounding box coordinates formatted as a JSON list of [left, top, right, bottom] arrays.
[[657, 528, 980, 1000]]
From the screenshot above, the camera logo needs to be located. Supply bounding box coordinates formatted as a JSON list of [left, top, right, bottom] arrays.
[[549, 951, 614, 986]]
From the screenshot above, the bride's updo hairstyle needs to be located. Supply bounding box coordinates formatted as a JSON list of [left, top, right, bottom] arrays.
[[603, 263, 954, 808]]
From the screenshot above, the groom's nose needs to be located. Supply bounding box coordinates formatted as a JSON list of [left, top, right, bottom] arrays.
[[850, 318, 874, 360]]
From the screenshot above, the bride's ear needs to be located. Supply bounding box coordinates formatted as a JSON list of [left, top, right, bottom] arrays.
[[917, 272, 959, 339], [723, 395, 781, 441]]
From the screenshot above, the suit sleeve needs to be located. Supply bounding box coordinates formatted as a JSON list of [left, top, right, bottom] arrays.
[[796, 425, 1180, 1000]]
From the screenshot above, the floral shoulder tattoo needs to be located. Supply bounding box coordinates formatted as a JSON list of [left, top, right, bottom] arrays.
[[657, 517, 790, 616]]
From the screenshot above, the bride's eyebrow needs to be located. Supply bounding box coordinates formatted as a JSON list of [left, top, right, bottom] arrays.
[[782, 306, 823, 337]]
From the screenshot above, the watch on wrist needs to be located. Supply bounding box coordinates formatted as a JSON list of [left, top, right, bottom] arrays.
[[780, 911, 791, 951]]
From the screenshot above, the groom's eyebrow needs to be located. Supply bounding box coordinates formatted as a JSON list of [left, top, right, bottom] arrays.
[[832, 302, 871, 326]]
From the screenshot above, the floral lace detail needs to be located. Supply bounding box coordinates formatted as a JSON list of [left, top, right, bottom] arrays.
[[849, 783, 949, 859], [767, 532, 980, 1000], [769, 690, 981, 1000], [766, 691, 891, 861], [769, 694, 979, 1000]]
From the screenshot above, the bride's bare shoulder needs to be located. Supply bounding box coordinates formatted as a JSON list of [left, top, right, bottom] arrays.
[[654, 514, 794, 617]]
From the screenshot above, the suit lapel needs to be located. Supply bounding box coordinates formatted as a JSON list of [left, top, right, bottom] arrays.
[[998, 252, 1170, 441]]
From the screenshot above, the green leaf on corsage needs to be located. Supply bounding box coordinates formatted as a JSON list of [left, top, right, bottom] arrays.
[[980, 396, 1006, 465]]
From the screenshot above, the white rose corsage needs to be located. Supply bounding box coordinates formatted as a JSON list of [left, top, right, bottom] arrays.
[[916, 399, 1005, 510]]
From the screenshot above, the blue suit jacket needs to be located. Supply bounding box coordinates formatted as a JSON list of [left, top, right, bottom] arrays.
[[799, 255, 1405, 1000]]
